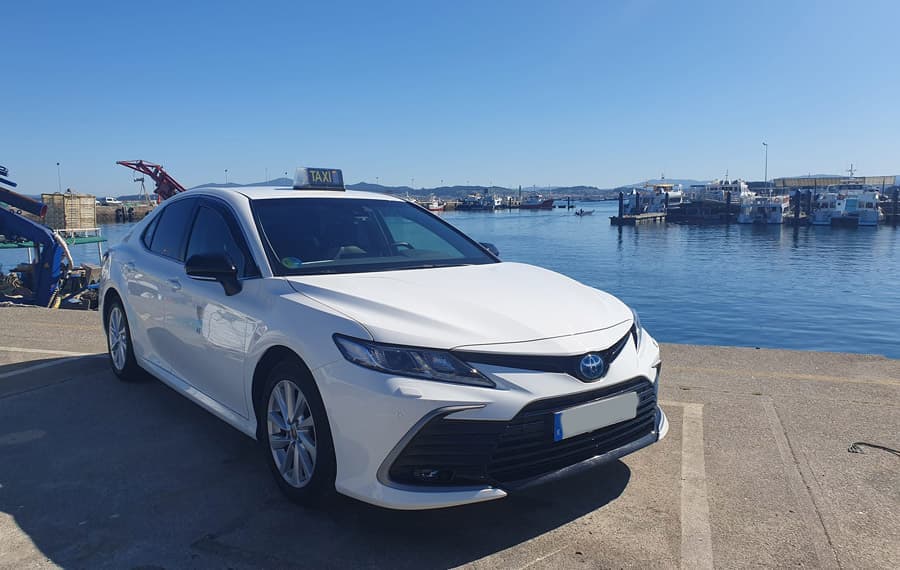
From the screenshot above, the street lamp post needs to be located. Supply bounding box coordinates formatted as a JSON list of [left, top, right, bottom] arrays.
[[56, 162, 61, 193], [762, 142, 768, 189]]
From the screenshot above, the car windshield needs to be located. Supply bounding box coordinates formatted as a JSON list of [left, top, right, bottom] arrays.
[[252, 197, 497, 275]]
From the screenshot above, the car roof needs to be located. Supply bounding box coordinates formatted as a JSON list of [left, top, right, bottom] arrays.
[[188, 185, 403, 202]]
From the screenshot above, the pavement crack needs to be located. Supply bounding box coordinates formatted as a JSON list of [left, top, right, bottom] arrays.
[[762, 398, 841, 569]]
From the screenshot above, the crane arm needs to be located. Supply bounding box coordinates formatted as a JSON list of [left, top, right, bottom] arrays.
[[116, 160, 187, 201]]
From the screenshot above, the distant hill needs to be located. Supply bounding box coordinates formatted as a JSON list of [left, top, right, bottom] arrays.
[[64, 173, 897, 202]]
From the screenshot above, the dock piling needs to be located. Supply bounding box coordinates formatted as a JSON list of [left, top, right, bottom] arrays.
[[618, 192, 624, 218], [893, 189, 898, 227], [725, 191, 732, 224]]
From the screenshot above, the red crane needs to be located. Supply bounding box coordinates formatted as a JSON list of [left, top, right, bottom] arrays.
[[116, 160, 186, 201]]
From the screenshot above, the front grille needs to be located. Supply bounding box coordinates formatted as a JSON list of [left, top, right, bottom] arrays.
[[387, 377, 656, 486], [453, 327, 634, 382]]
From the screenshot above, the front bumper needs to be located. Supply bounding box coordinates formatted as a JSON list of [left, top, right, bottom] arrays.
[[314, 331, 664, 510], [385, 376, 660, 487]]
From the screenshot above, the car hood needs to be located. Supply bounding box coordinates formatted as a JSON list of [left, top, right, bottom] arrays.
[[285, 262, 632, 350]]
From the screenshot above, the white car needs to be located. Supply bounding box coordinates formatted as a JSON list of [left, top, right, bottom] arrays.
[[101, 197, 123, 206], [99, 167, 667, 510]]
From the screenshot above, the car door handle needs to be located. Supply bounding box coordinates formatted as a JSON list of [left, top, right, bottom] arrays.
[[167, 278, 182, 291]]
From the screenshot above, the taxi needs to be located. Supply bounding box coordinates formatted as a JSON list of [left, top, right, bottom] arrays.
[[99, 167, 668, 510]]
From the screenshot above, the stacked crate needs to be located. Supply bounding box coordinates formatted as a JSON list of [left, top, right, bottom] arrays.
[[41, 193, 97, 230]]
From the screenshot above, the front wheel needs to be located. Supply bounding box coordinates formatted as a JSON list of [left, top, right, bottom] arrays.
[[260, 359, 336, 506]]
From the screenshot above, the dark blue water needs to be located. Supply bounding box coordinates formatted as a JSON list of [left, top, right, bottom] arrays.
[[440, 202, 900, 358], [4, 202, 898, 357]]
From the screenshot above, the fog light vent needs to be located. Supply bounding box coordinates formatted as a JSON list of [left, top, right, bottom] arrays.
[[412, 468, 454, 483]]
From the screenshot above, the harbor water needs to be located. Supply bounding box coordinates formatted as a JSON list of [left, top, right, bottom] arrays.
[[3, 200, 898, 358]]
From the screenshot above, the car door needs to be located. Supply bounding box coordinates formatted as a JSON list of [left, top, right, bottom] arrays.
[[164, 199, 261, 418], [123, 197, 198, 371]]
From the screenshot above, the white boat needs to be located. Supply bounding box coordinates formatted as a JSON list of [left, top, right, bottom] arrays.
[[687, 178, 753, 204], [737, 195, 790, 224], [832, 190, 883, 227], [623, 183, 684, 214], [813, 181, 883, 227], [574, 208, 594, 216], [811, 192, 839, 225]]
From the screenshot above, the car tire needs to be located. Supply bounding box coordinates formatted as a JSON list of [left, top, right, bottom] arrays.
[[105, 298, 143, 382], [259, 358, 337, 506]]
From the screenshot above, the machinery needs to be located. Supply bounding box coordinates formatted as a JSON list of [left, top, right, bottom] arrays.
[[0, 159, 185, 307], [0, 167, 68, 307], [116, 160, 186, 201]]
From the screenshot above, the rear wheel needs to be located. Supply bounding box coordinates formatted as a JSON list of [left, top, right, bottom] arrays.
[[105, 298, 143, 381], [260, 359, 336, 505]]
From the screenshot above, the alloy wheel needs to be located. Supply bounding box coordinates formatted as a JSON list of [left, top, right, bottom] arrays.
[[108, 306, 128, 372], [267, 379, 317, 488]]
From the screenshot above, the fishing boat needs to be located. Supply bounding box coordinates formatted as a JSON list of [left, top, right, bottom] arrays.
[[457, 193, 496, 211], [519, 195, 555, 210], [425, 196, 445, 211], [737, 195, 790, 224], [574, 208, 594, 216]]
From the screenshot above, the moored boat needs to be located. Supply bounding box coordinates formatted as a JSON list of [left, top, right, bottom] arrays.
[[425, 196, 445, 211], [687, 178, 753, 204], [811, 192, 839, 225], [623, 183, 684, 214], [519, 195, 555, 210], [457, 193, 497, 211], [832, 190, 883, 227], [813, 179, 883, 227], [737, 195, 790, 224]]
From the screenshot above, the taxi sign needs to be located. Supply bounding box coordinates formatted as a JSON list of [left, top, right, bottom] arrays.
[[293, 167, 345, 190]]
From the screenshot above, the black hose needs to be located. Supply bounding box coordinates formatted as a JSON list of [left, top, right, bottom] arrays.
[[848, 442, 900, 457]]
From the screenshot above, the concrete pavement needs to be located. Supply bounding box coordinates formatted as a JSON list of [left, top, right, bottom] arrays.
[[0, 306, 898, 568]]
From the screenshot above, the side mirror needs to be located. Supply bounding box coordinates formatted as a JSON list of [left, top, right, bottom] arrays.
[[185, 253, 242, 296], [479, 242, 500, 257]]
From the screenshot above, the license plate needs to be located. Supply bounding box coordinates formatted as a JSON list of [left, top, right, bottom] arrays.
[[553, 391, 639, 441]]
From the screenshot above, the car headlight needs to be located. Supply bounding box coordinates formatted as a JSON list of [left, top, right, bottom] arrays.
[[630, 308, 644, 348], [333, 335, 495, 388]]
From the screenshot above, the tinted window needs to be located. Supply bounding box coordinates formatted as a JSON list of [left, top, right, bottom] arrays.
[[142, 212, 161, 249], [252, 198, 495, 276], [185, 205, 253, 278], [150, 198, 196, 261]]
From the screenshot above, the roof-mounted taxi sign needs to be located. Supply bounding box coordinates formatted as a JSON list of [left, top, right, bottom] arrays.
[[293, 167, 345, 190]]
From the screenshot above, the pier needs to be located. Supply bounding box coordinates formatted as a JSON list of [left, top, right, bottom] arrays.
[[609, 212, 667, 225], [1, 306, 897, 568]]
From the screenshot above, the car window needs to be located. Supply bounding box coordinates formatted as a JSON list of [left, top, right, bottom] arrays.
[[252, 198, 496, 275], [185, 205, 255, 278], [149, 198, 196, 261], [381, 212, 460, 254], [141, 211, 161, 249]]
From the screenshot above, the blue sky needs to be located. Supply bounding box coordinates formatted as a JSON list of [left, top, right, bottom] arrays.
[[2, 0, 898, 194]]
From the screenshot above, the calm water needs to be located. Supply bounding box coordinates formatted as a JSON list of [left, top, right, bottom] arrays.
[[4, 202, 898, 357]]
